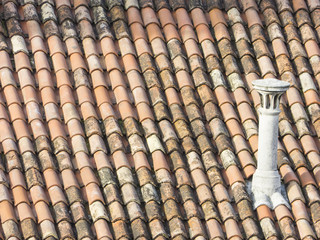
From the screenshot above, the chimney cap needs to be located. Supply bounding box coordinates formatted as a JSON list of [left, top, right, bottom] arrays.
[[252, 78, 290, 93]]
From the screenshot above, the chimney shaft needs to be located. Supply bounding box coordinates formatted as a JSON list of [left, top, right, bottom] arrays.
[[251, 79, 290, 209]]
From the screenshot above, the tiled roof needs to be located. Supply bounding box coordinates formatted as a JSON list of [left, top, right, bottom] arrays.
[[0, 0, 319, 239]]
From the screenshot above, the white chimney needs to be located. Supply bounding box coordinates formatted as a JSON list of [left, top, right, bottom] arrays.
[[251, 79, 290, 209]]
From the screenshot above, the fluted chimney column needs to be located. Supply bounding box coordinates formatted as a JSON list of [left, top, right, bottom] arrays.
[[251, 79, 290, 209]]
